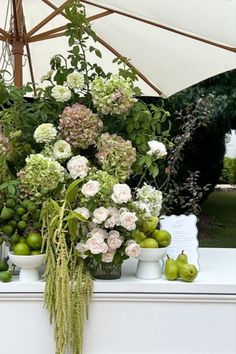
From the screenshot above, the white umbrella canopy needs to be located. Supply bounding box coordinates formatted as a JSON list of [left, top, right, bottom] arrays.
[[0, 0, 236, 97]]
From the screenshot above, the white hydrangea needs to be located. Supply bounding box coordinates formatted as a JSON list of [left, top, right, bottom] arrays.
[[51, 85, 71, 102], [34, 123, 57, 144], [66, 71, 84, 92], [147, 140, 167, 159], [136, 183, 163, 216], [53, 140, 72, 160]]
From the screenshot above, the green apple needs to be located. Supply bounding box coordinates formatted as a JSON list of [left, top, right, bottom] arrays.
[[179, 263, 198, 282], [140, 216, 159, 234], [152, 229, 171, 247], [140, 238, 158, 248]]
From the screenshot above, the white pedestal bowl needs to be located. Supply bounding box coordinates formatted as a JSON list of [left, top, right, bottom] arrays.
[[136, 247, 167, 279], [9, 252, 45, 282]]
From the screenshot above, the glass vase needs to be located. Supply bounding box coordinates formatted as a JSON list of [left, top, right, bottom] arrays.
[[90, 261, 122, 280]]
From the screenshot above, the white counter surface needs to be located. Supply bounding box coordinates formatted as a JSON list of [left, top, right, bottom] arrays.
[[0, 248, 235, 295]]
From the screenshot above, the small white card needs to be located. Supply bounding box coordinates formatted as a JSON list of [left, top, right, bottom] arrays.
[[160, 214, 200, 270]]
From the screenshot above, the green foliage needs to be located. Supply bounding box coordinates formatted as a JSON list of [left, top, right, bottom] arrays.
[[220, 157, 236, 185]]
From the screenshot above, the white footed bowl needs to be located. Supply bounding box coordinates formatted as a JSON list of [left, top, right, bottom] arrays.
[[9, 252, 45, 282], [136, 247, 167, 279]]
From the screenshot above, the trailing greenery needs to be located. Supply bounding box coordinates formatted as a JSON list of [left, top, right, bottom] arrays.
[[42, 190, 93, 354]]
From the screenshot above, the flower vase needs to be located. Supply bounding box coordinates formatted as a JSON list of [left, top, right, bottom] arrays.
[[90, 261, 122, 280]]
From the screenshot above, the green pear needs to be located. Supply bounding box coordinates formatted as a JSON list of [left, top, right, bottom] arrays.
[[140, 216, 159, 234], [176, 250, 188, 265], [140, 238, 158, 248], [164, 255, 179, 280], [132, 229, 147, 244], [0, 206, 15, 220], [152, 229, 171, 247], [179, 263, 198, 282]]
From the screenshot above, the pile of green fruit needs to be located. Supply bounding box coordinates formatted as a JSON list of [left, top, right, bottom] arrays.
[[0, 198, 43, 254], [164, 250, 198, 282], [0, 237, 12, 282], [133, 216, 171, 248]]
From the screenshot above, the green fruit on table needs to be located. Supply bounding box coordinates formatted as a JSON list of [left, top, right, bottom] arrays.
[[27, 202, 37, 213], [152, 229, 171, 247], [176, 250, 188, 265], [21, 213, 30, 222], [164, 255, 179, 280], [11, 234, 20, 244], [140, 238, 158, 248], [140, 216, 159, 234], [0, 270, 12, 282], [2, 225, 14, 236], [0, 259, 9, 271], [14, 242, 30, 255], [19, 236, 27, 243], [0, 206, 14, 220], [8, 220, 17, 228], [179, 263, 198, 282], [26, 232, 42, 250], [5, 199, 15, 208], [132, 229, 147, 243], [30, 250, 41, 255], [16, 206, 26, 216], [17, 220, 27, 230]]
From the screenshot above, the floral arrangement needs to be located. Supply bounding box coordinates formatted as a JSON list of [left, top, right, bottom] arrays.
[[0, 1, 173, 354]]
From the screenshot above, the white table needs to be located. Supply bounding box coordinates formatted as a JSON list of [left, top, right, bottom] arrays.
[[0, 248, 236, 354]]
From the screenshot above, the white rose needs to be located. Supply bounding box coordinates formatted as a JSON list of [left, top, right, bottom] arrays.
[[74, 207, 90, 219], [107, 231, 123, 250], [104, 216, 119, 229], [51, 85, 71, 102], [53, 140, 72, 160], [81, 180, 100, 198], [102, 251, 115, 263], [66, 71, 84, 91], [120, 211, 138, 231], [92, 207, 109, 224], [125, 242, 141, 257], [86, 236, 108, 254], [67, 155, 89, 179], [147, 140, 167, 158], [76, 242, 88, 259], [111, 184, 132, 204], [90, 228, 108, 240]]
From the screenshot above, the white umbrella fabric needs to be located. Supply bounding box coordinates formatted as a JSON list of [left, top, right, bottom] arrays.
[[0, 0, 236, 97]]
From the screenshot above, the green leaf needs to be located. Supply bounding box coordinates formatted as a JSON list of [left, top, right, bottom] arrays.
[[65, 179, 82, 203], [66, 211, 87, 222], [68, 218, 78, 239]]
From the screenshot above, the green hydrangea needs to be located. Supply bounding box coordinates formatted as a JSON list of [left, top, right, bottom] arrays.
[[18, 154, 65, 199], [135, 183, 163, 216], [96, 133, 136, 181], [91, 74, 137, 115], [90, 170, 118, 203]]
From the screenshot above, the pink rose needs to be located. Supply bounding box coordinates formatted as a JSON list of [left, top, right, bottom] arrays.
[[93, 207, 109, 224], [89, 228, 108, 240], [81, 180, 100, 198], [120, 211, 138, 231], [111, 184, 132, 204], [125, 242, 141, 257], [86, 236, 108, 254], [102, 251, 115, 263], [107, 231, 123, 250]]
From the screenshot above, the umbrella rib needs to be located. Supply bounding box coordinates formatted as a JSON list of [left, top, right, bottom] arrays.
[[81, 0, 236, 53], [28, 10, 113, 43], [96, 35, 163, 95], [26, 0, 72, 39], [0, 28, 10, 40], [0, 35, 7, 42], [25, 42, 36, 96]]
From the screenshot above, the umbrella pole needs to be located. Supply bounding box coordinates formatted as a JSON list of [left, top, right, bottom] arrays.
[[12, 40, 24, 87]]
